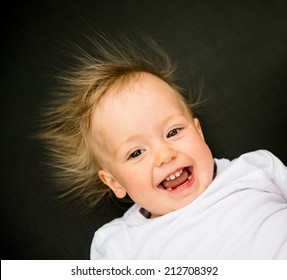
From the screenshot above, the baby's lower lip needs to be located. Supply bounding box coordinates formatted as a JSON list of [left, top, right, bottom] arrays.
[[159, 167, 194, 192]]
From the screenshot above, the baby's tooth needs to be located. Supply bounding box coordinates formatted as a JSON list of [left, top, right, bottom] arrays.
[[170, 174, 176, 180], [165, 169, 184, 181]]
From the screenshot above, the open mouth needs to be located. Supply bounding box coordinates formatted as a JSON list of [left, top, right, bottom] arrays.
[[158, 167, 193, 191]]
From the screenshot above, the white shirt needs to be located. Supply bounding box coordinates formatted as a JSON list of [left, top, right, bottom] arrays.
[[90, 150, 287, 259]]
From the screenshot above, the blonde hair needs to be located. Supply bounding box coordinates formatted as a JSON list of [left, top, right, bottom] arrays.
[[39, 34, 195, 208]]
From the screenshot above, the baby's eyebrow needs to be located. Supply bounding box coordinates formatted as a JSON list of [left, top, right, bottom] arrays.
[[115, 113, 186, 153], [115, 134, 143, 154]]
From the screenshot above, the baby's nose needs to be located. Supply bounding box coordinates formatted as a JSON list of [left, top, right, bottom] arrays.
[[154, 144, 177, 167]]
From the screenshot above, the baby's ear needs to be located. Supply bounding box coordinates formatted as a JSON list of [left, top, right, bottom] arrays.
[[98, 170, 127, 198]]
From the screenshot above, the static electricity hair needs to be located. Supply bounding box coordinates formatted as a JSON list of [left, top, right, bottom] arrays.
[[38, 34, 196, 208]]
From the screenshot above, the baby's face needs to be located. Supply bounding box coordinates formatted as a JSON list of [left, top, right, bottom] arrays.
[[91, 73, 214, 217]]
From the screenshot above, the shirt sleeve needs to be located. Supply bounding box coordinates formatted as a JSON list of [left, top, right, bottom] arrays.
[[245, 150, 287, 201]]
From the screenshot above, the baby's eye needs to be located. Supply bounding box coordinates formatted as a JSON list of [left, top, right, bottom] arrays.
[[167, 128, 181, 138], [129, 149, 143, 159]]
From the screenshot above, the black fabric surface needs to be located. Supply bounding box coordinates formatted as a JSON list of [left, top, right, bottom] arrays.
[[1, 0, 287, 259]]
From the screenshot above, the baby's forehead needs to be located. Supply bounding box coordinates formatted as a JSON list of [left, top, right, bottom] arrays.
[[92, 72, 193, 130], [96, 72, 184, 110]]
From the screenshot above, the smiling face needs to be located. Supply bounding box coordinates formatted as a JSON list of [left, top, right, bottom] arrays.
[[90, 73, 214, 217]]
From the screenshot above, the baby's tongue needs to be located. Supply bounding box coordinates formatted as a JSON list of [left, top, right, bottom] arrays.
[[162, 169, 188, 190]]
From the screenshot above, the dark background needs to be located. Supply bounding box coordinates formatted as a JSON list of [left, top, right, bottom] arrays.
[[1, 0, 287, 259]]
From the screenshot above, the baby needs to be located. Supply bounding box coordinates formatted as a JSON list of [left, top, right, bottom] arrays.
[[42, 35, 287, 259]]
